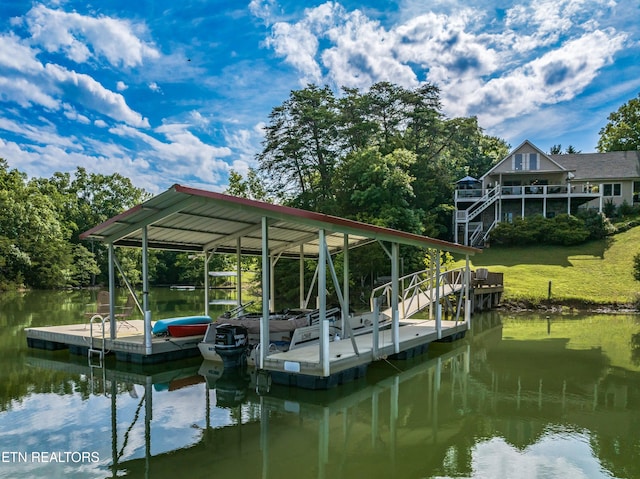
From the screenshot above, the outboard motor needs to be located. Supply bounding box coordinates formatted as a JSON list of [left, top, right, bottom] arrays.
[[214, 324, 249, 368]]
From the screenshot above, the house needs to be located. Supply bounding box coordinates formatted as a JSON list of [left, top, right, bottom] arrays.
[[454, 140, 640, 247]]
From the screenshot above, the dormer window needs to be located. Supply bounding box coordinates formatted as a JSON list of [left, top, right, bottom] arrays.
[[513, 153, 539, 171]]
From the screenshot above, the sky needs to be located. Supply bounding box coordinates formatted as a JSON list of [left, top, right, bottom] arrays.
[[0, 0, 639, 194]]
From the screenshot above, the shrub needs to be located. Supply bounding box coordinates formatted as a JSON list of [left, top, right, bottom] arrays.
[[576, 209, 616, 239], [603, 199, 617, 218], [634, 252, 640, 282], [490, 214, 591, 246], [547, 214, 589, 245]]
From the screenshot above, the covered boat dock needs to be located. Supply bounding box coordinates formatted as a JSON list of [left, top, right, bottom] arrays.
[[27, 184, 481, 387]]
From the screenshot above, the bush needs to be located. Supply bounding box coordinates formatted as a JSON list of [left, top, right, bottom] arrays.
[[603, 199, 617, 218], [490, 214, 590, 246], [576, 209, 615, 240], [634, 252, 640, 282], [548, 214, 590, 245]]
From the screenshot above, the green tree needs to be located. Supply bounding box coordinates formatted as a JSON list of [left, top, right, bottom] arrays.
[[335, 147, 423, 233], [258, 84, 340, 210], [225, 168, 270, 202], [597, 93, 640, 152]]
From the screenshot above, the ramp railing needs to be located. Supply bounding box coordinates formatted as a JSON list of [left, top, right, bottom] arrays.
[[370, 267, 466, 319]]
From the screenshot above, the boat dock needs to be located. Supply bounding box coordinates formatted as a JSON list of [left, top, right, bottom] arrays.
[[25, 320, 203, 364], [27, 184, 502, 388]]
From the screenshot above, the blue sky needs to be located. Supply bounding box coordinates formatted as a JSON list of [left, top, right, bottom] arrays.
[[1, 0, 639, 193]]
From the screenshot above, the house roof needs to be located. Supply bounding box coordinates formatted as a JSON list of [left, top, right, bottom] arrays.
[[80, 184, 479, 258], [550, 151, 640, 181], [480, 140, 566, 180]]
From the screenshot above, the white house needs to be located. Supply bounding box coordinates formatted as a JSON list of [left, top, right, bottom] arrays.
[[454, 140, 640, 246]]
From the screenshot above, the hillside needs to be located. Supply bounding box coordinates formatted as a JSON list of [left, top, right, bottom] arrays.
[[455, 225, 640, 306]]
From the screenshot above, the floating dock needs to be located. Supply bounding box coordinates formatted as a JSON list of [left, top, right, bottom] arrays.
[[27, 184, 502, 389], [25, 315, 467, 381], [25, 320, 203, 364]]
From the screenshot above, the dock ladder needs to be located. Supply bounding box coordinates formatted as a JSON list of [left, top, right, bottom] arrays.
[[88, 314, 107, 366]]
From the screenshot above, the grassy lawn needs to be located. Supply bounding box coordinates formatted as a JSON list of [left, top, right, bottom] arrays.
[[453, 225, 640, 305]]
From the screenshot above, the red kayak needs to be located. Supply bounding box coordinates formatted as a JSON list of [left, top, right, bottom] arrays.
[[167, 323, 210, 337]]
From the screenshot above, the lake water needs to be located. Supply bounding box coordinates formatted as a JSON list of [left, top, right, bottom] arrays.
[[1, 289, 639, 479]]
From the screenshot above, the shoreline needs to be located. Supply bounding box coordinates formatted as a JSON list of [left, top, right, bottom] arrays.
[[497, 298, 639, 314]]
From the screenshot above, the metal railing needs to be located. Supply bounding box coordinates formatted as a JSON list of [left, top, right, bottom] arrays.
[[370, 266, 466, 319]]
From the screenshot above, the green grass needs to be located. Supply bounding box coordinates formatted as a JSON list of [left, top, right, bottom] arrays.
[[453, 225, 640, 304]]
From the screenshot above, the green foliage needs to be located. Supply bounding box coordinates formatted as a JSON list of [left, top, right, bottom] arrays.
[[597, 93, 640, 152], [575, 209, 615, 240], [603, 199, 617, 218], [0, 160, 146, 289], [490, 214, 590, 246], [257, 82, 508, 243], [633, 252, 640, 281]]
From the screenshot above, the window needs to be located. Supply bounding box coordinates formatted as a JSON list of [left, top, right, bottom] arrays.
[[514, 154, 523, 171], [603, 183, 621, 196], [512, 153, 538, 171]]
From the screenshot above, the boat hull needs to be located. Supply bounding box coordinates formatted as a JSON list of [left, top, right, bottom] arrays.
[[167, 323, 210, 337]]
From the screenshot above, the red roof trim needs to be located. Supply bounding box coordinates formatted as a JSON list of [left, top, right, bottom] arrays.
[[80, 184, 479, 255], [172, 185, 479, 254]]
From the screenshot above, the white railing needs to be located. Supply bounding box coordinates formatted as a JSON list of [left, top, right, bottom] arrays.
[[370, 267, 466, 319], [458, 185, 500, 223]]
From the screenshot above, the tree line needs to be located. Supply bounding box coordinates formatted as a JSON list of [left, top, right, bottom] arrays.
[[2, 83, 638, 292]]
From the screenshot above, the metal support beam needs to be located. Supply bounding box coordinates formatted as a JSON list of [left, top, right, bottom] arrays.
[[319, 229, 329, 376], [260, 217, 270, 369], [391, 242, 400, 354], [465, 255, 471, 328], [204, 251, 210, 316], [343, 234, 349, 335], [142, 226, 152, 354], [435, 249, 442, 340], [325, 243, 358, 355], [108, 244, 116, 340], [299, 245, 305, 309], [236, 238, 242, 307]]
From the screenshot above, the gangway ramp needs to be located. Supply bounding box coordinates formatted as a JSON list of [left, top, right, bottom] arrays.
[[371, 267, 467, 320]]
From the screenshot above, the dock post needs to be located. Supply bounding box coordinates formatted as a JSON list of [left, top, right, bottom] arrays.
[[260, 217, 270, 370], [319, 229, 329, 376], [372, 296, 381, 360], [435, 251, 442, 339], [108, 244, 116, 340], [142, 226, 152, 354], [391, 242, 400, 354]]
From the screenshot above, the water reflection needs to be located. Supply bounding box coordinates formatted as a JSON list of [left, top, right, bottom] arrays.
[[1, 307, 639, 478]]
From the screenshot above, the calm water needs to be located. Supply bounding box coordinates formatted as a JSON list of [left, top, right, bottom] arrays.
[[1, 289, 639, 479]]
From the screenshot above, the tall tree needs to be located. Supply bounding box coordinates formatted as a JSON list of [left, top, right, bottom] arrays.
[[597, 93, 640, 152], [258, 84, 340, 211]]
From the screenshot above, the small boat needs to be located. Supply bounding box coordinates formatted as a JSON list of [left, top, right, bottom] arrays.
[[167, 323, 210, 337], [198, 306, 390, 364], [214, 324, 249, 368], [152, 315, 213, 335]]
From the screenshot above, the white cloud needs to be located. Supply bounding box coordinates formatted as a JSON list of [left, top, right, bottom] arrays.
[[24, 4, 160, 67], [116, 81, 128, 91], [464, 28, 627, 127], [258, 0, 629, 138], [0, 33, 44, 74], [149, 82, 161, 92], [44, 63, 150, 127]]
